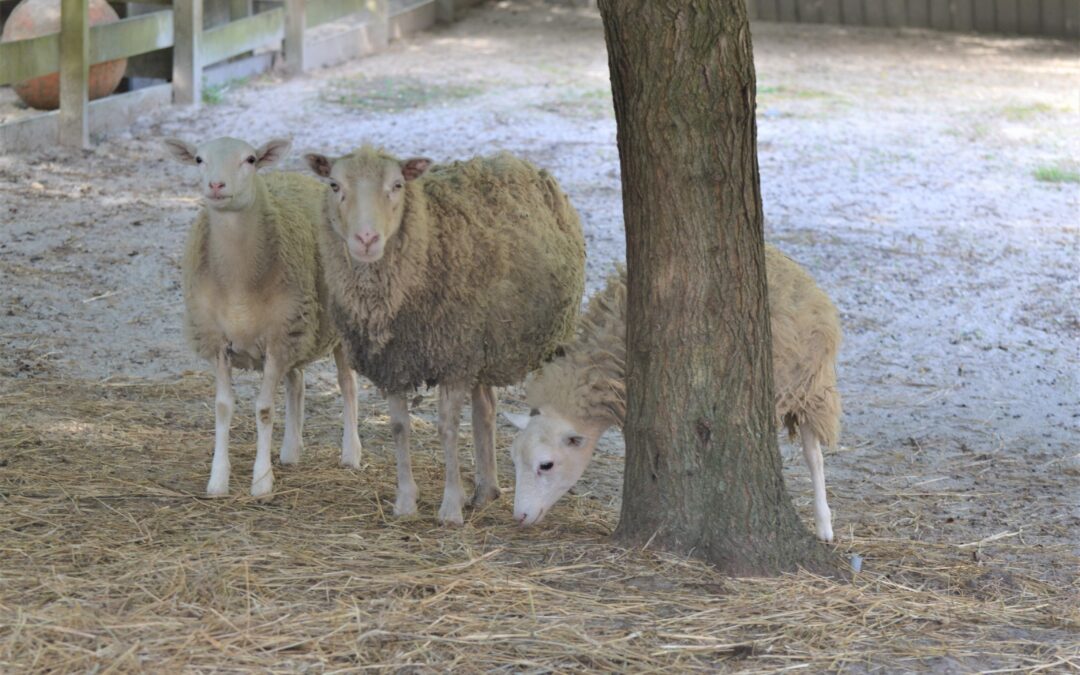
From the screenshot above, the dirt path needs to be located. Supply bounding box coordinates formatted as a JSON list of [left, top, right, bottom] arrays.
[[2, 1, 1077, 566]]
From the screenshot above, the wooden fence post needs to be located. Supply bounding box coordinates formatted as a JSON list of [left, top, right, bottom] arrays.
[[285, 0, 305, 74], [59, 0, 89, 148], [372, 0, 389, 49], [173, 0, 203, 105]]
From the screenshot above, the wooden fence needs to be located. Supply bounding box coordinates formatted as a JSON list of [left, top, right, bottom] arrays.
[[0, 0, 470, 151], [747, 0, 1080, 38]]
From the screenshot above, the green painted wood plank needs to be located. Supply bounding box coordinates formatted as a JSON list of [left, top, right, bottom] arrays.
[[930, 0, 952, 28], [307, 0, 368, 27], [92, 11, 173, 63], [951, 0, 975, 31], [1065, 0, 1080, 37], [864, 0, 887, 25], [1040, 0, 1065, 36], [0, 11, 172, 85], [201, 7, 283, 65], [758, 0, 779, 20], [797, 0, 824, 21], [0, 32, 58, 85]]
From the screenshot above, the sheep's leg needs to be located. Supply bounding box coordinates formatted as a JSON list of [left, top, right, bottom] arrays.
[[206, 347, 234, 497], [280, 368, 304, 465], [437, 384, 467, 525], [334, 345, 362, 469], [470, 383, 501, 508], [800, 425, 834, 542], [388, 394, 417, 516], [251, 355, 284, 499]]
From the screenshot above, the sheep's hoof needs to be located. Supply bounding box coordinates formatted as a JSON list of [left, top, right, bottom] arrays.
[[340, 441, 362, 469], [279, 444, 301, 466], [394, 488, 418, 517], [250, 472, 274, 500], [206, 471, 230, 497], [470, 484, 501, 509], [817, 524, 835, 543], [438, 500, 465, 526]]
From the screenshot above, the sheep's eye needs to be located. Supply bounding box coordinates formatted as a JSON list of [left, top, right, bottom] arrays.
[[392, 180, 404, 191], [539, 461, 554, 471], [195, 156, 203, 164], [246, 155, 257, 164], [565, 435, 584, 448], [330, 182, 340, 193]]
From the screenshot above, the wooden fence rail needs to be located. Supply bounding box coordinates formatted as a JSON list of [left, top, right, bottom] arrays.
[[0, 0, 475, 152]]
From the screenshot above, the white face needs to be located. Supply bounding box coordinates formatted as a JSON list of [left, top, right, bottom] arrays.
[[163, 136, 291, 212], [304, 154, 432, 264], [509, 408, 599, 526]]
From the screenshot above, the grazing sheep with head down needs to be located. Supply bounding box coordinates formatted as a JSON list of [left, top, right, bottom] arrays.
[[164, 136, 363, 499], [507, 246, 842, 542], [304, 146, 586, 524]]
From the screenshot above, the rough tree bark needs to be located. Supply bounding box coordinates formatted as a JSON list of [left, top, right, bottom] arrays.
[[597, 0, 837, 576]]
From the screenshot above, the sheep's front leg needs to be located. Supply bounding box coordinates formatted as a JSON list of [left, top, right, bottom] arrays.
[[206, 347, 234, 496], [387, 394, 417, 516], [800, 425, 834, 542], [437, 384, 467, 525], [470, 383, 501, 508], [334, 345, 362, 469], [280, 368, 304, 465], [251, 354, 285, 499]]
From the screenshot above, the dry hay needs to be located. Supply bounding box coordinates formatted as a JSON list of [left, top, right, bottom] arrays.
[[0, 374, 1077, 673]]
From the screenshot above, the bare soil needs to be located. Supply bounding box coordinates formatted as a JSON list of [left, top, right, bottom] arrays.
[[1, 0, 1078, 622]]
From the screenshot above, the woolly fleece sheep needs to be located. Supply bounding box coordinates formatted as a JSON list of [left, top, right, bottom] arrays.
[[509, 246, 842, 541], [306, 146, 586, 524], [166, 136, 363, 499]]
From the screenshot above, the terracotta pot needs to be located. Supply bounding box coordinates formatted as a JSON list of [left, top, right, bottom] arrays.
[[0, 0, 127, 110]]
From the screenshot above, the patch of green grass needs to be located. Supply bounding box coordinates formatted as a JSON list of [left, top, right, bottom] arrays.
[[1033, 165, 1080, 184], [202, 83, 227, 106], [1002, 102, 1055, 121], [320, 76, 482, 112], [200, 77, 250, 106]]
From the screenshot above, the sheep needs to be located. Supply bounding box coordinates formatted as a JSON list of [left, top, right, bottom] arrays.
[[164, 136, 363, 499], [507, 246, 842, 542], [303, 145, 586, 524]]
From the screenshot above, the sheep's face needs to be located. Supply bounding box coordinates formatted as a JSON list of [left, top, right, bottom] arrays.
[[305, 151, 432, 264], [508, 407, 601, 526], [163, 137, 291, 212]]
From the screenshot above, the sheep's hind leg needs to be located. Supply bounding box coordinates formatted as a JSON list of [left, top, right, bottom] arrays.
[[800, 424, 834, 542], [280, 368, 304, 465], [437, 384, 468, 525], [388, 394, 417, 516], [334, 345, 362, 469], [470, 383, 501, 508], [251, 355, 285, 499], [206, 347, 234, 497]]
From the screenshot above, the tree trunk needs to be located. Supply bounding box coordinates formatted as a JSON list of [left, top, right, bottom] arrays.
[[598, 0, 837, 576]]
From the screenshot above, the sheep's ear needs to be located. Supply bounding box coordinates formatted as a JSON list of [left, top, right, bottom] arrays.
[[255, 138, 291, 168], [401, 157, 432, 181], [163, 138, 198, 165], [502, 412, 531, 430], [305, 153, 334, 178]]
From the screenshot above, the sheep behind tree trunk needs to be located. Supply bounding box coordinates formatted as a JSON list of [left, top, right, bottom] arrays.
[[597, 0, 838, 575]]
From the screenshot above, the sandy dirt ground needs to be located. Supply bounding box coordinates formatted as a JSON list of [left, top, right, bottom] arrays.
[[2, 0, 1078, 575]]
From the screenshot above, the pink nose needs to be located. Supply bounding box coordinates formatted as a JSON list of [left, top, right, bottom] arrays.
[[209, 182, 225, 195], [354, 232, 380, 250]]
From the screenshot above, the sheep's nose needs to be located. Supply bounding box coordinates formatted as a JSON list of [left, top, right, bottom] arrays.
[[354, 232, 380, 248], [209, 182, 225, 193]]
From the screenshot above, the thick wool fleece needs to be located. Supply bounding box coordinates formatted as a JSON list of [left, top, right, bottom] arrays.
[[321, 148, 586, 394], [183, 172, 337, 371], [527, 245, 843, 447]]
